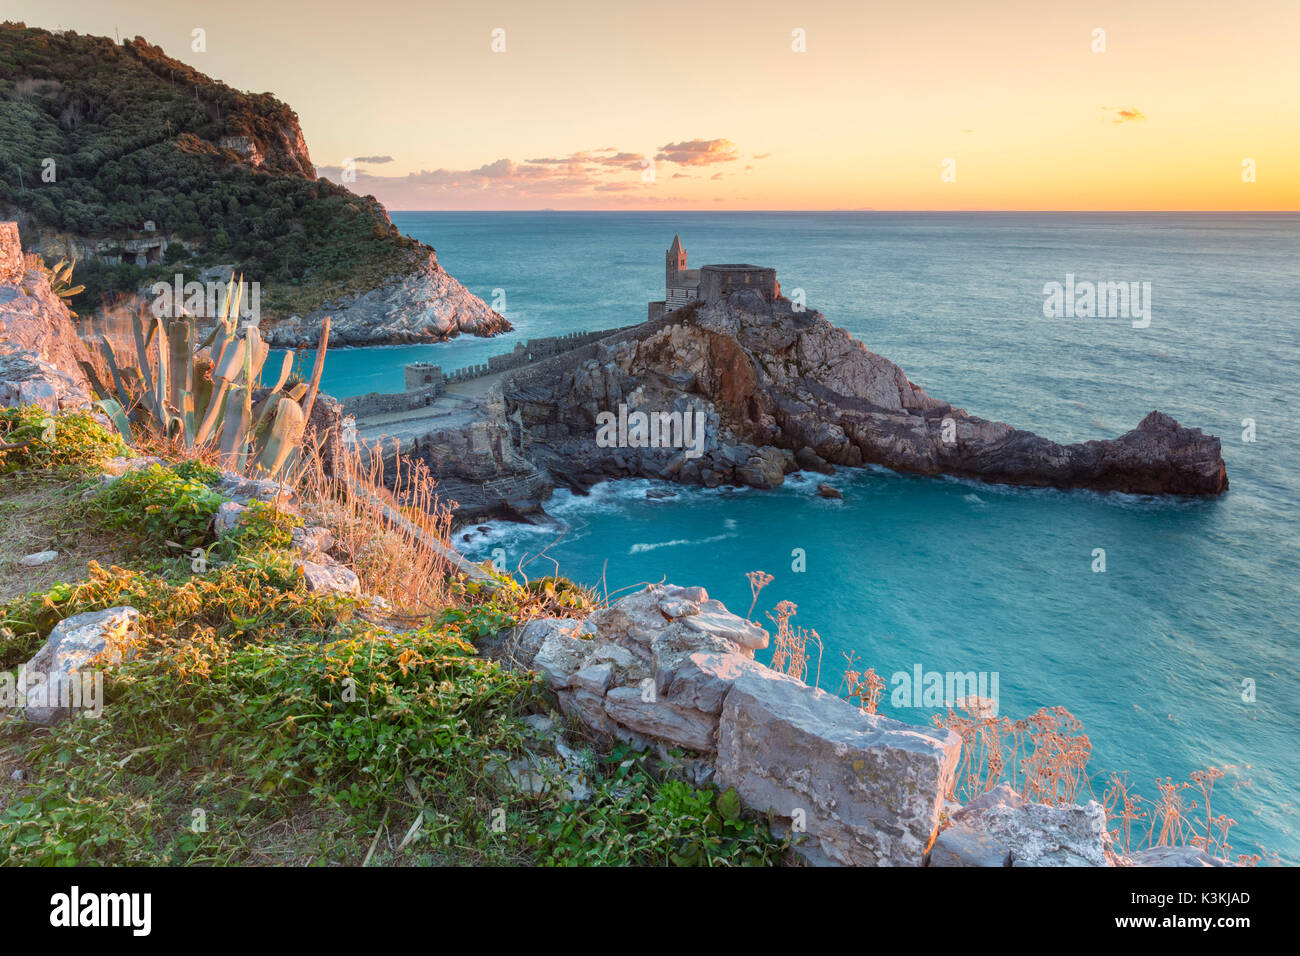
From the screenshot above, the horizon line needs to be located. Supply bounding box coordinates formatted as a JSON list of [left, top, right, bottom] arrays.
[[383, 208, 1300, 214]]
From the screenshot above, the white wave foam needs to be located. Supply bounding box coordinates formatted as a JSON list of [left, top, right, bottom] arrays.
[[629, 531, 738, 554]]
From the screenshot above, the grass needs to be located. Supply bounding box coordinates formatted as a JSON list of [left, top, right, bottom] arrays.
[[0, 478, 127, 604], [0, 406, 785, 866]]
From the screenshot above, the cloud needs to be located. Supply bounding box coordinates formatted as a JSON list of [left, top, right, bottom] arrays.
[[655, 138, 740, 166], [351, 155, 395, 164], [318, 137, 741, 208], [1103, 107, 1147, 125], [752, 152, 772, 160], [526, 148, 646, 170]]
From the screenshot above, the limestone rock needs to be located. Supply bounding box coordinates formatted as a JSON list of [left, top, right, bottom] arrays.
[[263, 250, 510, 348], [927, 784, 1118, 867], [213, 501, 248, 533], [0, 222, 96, 413], [796, 446, 835, 474], [485, 616, 582, 669], [18, 550, 58, 567], [216, 473, 299, 511], [290, 525, 335, 556], [102, 456, 165, 477], [0, 347, 91, 414], [22, 607, 141, 724], [716, 666, 962, 866], [1128, 846, 1234, 867], [664, 651, 765, 715], [486, 749, 592, 802], [602, 685, 718, 752], [296, 559, 360, 596], [481, 583, 978, 866], [0, 222, 23, 283], [680, 602, 769, 651], [532, 627, 595, 689]]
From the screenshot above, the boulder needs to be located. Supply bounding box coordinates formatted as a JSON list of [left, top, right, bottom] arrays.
[[1128, 846, 1234, 867], [716, 666, 961, 866], [680, 602, 769, 651], [926, 784, 1118, 867], [296, 559, 361, 596], [796, 446, 835, 474], [216, 473, 299, 511], [0, 346, 91, 414], [22, 607, 140, 724], [664, 651, 764, 714], [213, 501, 248, 533], [290, 524, 334, 556], [602, 685, 718, 752]]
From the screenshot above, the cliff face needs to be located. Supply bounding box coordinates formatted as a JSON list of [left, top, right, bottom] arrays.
[[506, 291, 1228, 497]]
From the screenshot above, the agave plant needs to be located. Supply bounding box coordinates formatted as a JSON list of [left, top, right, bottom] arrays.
[[39, 253, 86, 317], [82, 274, 330, 481]]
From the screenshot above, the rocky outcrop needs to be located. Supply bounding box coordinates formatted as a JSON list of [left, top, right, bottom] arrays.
[[0, 222, 95, 414], [296, 559, 361, 596], [926, 784, 1120, 867], [506, 292, 1227, 497], [486, 583, 962, 866], [717, 667, 961, 866], [20, 607, 141, 724], [1127, 846, 1234, 867], [262, 250, 510, 348]]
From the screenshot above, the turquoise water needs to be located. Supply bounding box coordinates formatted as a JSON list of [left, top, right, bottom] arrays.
[[344, 212, 1300, 863]]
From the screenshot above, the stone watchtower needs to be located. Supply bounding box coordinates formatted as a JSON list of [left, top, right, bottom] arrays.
[[404, 362, 445, 398]]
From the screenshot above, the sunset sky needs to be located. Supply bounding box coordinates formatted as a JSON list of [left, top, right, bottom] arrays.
[[11, 0, 1299, 209]]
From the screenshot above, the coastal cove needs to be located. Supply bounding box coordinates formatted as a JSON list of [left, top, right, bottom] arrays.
[[317, 211, 1299, 864]]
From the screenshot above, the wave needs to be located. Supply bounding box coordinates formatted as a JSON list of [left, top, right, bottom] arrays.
[[628, 531, 738, 554]]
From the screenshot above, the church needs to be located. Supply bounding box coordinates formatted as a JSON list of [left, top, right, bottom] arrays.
[[648, 235, 779, 321]]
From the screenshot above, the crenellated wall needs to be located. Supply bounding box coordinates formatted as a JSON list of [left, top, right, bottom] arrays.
[[348, 326, 632, 419]]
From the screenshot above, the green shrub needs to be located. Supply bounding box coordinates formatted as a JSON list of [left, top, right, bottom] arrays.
[[536, 747, 785, 866], [0, 406, 128, 476], [88, 464, 222, 553], [169, 460, 222, 487], [215, 499, 300, 557], [0, 557, 351, 661]]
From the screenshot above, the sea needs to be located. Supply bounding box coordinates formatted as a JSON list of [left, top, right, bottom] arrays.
[[298, 211, 1300, 863]]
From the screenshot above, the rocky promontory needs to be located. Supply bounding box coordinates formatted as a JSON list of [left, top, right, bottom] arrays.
[[505, 291, 1227, 497], [261, 248, 510, 348]]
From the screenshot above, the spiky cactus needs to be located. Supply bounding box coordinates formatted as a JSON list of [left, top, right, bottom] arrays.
[[84, 274, 330, 480]]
